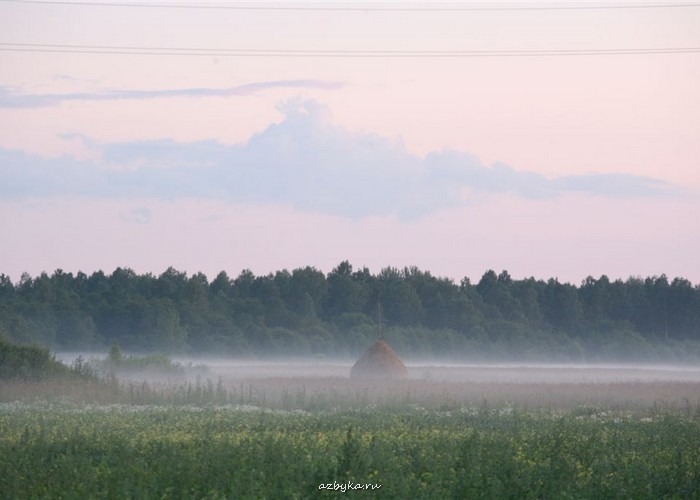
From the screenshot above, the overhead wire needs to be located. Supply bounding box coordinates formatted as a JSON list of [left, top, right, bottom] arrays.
[[1, 42, 699, 57], [3, 2, 698, 58], [2, 0, 700, 11]]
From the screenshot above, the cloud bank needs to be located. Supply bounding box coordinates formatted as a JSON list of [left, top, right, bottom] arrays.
[[0, 100, 678, 218]]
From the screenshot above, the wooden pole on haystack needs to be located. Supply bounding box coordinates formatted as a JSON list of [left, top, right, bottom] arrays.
[[376, 294, 383, 341], [349, 292, 408, 379]]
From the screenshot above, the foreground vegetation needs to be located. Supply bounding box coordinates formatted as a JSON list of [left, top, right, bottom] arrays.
[[2, 337, 699, 497], [1, 263, 699, 360], [2, 341, 699, 498], [1, 402, 698, 499]]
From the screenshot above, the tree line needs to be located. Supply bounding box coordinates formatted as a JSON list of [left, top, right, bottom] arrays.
[[1, 262, 699, 361]]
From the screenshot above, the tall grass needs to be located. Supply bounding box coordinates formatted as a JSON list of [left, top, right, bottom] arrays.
[[3, 349, 700, 498], [4, 372, 700, 417], [1, 404, 699, 499]]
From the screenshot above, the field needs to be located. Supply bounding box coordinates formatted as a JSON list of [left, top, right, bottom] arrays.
[[2, 361, 700, 498]]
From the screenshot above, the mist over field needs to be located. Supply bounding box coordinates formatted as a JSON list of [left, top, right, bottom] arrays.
[[6, 263, 698, 416], [55, 352, 700, 384], [39, 351, 699, 415], [5, 326, 700, 498]]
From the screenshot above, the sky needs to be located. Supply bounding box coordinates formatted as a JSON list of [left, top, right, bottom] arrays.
[[1, 1, 699, 285]]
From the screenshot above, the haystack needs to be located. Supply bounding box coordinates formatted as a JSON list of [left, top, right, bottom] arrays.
[[350, 340, 408, 379]]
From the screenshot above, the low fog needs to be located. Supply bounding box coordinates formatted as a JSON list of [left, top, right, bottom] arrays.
[[16, 353, 694, 412], [55, 352, 700, 384]]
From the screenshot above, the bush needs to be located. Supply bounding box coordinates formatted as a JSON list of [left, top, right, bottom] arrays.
[[0, 337, 91, 380]]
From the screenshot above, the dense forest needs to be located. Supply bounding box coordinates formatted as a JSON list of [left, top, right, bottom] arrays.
[[1, 263, 699, 361]]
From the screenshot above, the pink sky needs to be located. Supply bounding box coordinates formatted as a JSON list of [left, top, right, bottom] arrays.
[[1, 1, 699, 284]]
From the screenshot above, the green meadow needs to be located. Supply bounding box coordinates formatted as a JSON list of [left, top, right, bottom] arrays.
[[2, 339, 699, 498], [2, 395, 699, 499]]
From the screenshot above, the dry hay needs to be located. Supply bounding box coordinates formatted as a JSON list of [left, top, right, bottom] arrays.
[[350, 340, 408, 379]]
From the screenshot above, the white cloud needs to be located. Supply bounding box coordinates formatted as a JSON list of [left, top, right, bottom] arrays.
[[0, 100, 680, 218]]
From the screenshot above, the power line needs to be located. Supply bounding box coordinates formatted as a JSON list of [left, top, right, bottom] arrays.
[[2, 0, 700, 11], [6, 41, 700, 53], [1, 42, 699, 57]]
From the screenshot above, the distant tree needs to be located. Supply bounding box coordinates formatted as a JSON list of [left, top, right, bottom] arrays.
[[542, 279, 582, 333], [288, 267, 327, 317], [2, 265, 698, 358], [377, 267, 424, 326], [139, 298, 186, 351], [476, 270, 522, 321], [108, 341, 123, 364], [325, 261, 367, 318], [210, 271, 232, 296], [579, 275, 610, 325], [155, 267, 188, 300], [511, 277, 543, 325], [667, 277, 700, 339]]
